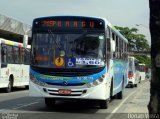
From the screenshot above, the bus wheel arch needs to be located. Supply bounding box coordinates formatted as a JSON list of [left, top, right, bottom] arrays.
[[99, 99, 109, 109], [110, 77, 114, 98], [99, 77, 113, 109], [139, 77, 141, 83], [122, 76, 124, 90], [6, 75, 14, 93], [117, 76, 124, 99]]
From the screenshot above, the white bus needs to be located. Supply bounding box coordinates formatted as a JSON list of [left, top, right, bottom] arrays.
[[128, 57, 141, 88], [139, 63, 146, 81], [29, 16, 128, 109], [0, 38, 30, 93]]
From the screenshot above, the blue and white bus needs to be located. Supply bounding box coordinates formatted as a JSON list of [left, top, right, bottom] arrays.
[[128, 56, 141, 88], [29, 16, 128, 109]]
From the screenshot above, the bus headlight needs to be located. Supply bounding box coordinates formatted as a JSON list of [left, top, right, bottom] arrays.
[[30, 73, 47, 86], [87, 74, 105, 87], [93, 80, 98, 86]]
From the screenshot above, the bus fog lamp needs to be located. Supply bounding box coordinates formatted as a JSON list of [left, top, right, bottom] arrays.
[[98, 77, 103, 82], [93, 81, 98, 86]]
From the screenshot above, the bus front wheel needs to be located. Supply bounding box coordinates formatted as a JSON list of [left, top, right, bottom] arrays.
[[6, 78, 13, 93], [45, 98, 56, 107], [117, 81, 124, 99], [99, 99, 109, 109]]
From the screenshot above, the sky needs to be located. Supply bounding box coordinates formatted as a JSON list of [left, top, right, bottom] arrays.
[[0, 0, 150, 44]]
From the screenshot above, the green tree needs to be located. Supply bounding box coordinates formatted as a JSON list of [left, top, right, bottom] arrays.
[[115, 26, 151, 67], [115, 26, 150, 52], [134, 55, 151, 67]]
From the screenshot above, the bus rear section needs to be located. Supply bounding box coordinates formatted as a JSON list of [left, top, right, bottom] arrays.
[[29, 16, 128, 109], [127, 57, 140, 88], [0, 38, 30, 93]]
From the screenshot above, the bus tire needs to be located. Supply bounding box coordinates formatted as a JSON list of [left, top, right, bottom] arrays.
[[117, 80, 124, 99], [99, 99, 109, 109], [6, 77, 13, 93], [139, 77, 141, 83], [117, 91, 123, 99], [134, 84, 137, 87], [45, 98, 56, 107], [25, 85, 29, 89], [110, 78, 115, 99]]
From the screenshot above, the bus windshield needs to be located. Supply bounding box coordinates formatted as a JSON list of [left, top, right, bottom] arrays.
[[31, 33, 106, 68]]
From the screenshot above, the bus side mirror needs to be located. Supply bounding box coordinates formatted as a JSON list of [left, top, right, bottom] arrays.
[[111, 40, 116, 52], [23, 35, 28, 48]]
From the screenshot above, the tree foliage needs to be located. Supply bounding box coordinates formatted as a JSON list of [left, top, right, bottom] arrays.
[[115, 26, 151, 66], [115, 26, 150, 52], [134, 55, 151, 67]]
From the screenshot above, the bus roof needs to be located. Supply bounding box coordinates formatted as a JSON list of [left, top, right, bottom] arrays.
[[0, 38, 30, 48], [33, 15, 128, 43], [102, 18, 128, 43]]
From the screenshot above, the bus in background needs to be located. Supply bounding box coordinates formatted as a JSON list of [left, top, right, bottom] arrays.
[[127, 57, 140, 88], [29, 16, 128, 109], [0, 38, 30, 93], [139, 63, 146, 81]]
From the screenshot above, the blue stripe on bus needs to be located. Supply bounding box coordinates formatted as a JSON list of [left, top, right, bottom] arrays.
[[112, 60, 128, 94], [30, 67, 107, 84]]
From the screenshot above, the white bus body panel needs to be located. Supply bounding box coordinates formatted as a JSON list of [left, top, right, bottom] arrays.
[[0, 64, 29, 88], [29, 80, 110, 100], [139, 72, 146, 81]]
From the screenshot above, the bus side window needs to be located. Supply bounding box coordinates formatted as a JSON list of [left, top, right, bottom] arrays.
[[115, 36, 119, 59], [106, 27, 111, 60], [13, 46, 20, 64], [24, 49, 30, 65], [1, 44, 7, 64], [7, 45, 14, 64], [135, 62, 139, 70], [20, 48, 25, 64]]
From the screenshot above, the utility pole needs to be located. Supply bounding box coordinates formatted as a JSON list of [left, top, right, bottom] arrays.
[[148, 0, 160, 115]]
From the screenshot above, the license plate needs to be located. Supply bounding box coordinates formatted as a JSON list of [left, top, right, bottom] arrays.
[[58, 89, 71, 94]]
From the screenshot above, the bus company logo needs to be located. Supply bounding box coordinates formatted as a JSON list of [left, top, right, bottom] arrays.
[[62, 81, 68, 86]]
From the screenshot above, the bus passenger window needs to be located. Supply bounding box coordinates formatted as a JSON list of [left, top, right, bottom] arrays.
[[1, 45, 7, 63], [13, 46, 20, 64]]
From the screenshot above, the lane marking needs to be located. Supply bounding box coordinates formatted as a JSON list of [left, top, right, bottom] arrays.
[[106, 81, 148, 119], [0, 99, 43, 112], [12, 102, 39, 109]]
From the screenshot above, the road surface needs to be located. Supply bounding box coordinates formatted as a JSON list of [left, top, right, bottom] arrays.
[[0, 80, 150, 119]]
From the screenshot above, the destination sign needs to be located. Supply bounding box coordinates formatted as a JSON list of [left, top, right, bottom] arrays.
[[33, 18, 104, 29]]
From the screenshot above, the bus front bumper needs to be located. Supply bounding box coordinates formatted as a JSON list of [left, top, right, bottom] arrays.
[[29, 81, 110, 100]]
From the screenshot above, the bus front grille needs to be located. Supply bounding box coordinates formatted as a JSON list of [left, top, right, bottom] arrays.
[[46, 82, 86, 86], [44, 88, 87, 96]]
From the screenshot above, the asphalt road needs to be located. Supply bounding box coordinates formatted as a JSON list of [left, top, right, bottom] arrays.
[[0, 80, 150, 119]]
